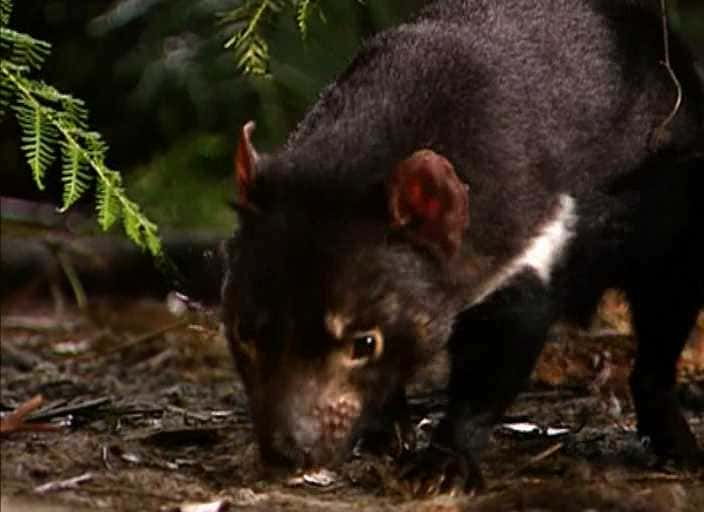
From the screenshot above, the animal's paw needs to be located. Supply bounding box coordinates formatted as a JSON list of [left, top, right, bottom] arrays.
[[646, 430, 704, 468], [638, 402, 704, 468], [399, 444, 484, 497]]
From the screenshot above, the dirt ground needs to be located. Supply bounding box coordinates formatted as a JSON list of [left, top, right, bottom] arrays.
[[1, 291, 703, 512]]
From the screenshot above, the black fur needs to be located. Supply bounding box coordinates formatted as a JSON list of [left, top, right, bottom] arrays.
[[222, 0, 704, 491]]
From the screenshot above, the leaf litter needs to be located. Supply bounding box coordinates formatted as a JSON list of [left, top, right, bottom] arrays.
[[1, 292, 702, 511]]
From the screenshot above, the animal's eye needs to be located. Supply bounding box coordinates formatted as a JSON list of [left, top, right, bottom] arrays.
[[349, 329, 383, 362], [352, 335, 376, 359]]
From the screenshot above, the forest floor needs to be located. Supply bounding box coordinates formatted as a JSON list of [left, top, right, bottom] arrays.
[[1, 291, 703, 512]]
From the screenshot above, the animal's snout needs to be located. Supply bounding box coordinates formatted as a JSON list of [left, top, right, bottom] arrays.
[[263, 392, 363, 469], [313, 394, 362, 443]]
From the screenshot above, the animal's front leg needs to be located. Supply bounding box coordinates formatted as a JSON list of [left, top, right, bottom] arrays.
[[403, 273, 553, 495]]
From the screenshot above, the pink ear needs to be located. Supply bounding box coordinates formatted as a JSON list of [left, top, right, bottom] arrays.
[[388, 150, 469, 257], [235, 121, 259, 205]]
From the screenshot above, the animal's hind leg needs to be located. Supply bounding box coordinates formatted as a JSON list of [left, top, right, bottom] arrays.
[[626, 266, 703, 465]]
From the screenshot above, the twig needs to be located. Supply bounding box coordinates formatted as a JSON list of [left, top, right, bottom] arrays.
[[166, 405, 211, 423], [0, 395, 61, 434], [628, 472, 693, 483], [499, 442, 564, 482], [34, 473, 93, 494], [27, 396, 111, 422], [73, 319, 190, 362]]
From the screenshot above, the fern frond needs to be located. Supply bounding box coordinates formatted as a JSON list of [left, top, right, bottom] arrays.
[[0, 70, 12, 119], [236, 34, 269, 75], [223, 1, 269, 48], [223, 0, 286, 75], [2, 5, 163, 258], [82, 131, 109, 163], [23, 78, 71, 103], [121, 197, 160, 254], [0, 59, 28, 75], [1, 0, 11, 28], [0, 28, 51, 69], [61, 96, 89, 129], [96, 169, 123, 230], [219, 2, 253, 25], [14, 99, 58, 190], [295, 0, 319, 39], [59, 139, 92, 211]]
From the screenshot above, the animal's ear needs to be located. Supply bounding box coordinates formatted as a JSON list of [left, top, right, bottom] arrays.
[[388, 150, 469, 258], [235, 121, 260, 205]]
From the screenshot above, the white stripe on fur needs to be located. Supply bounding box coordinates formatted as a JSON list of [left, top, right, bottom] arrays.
[[470, 194, 577, 306]]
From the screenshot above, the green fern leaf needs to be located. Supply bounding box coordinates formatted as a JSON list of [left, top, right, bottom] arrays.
[[295, 0, 318, 39], [123, 207, 144, 250], [61, 96, 89, 129], [24, 79, 68, 103], [236, 34, 269, 75], [96, 169, 123, 230], [83, 131, 109, 163], [223, 0, 287, 75], [1, 0, 11, 27], [3, 5, 163, 258], [219, 3, 249, 26], [14, 100, 58, 190], [59, 139, 92, 211], [144, 228, 162, 258], [0, 70, 12, 119], [121, 197, 160, 254], [1, 28, 51, 69], [0, 27, 11, 53]]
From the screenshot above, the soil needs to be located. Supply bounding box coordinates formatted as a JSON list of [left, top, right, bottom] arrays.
[[1, 291, 703, 511]]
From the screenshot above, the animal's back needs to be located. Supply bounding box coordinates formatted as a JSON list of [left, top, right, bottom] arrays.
[[283, 0, 702, 285], [291, 0, 702, 180]]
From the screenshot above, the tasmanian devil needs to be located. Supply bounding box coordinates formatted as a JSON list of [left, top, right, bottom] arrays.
[[221, 0, 704, 494]]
